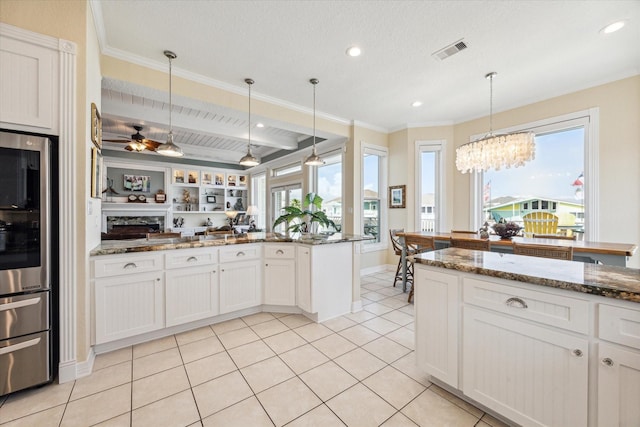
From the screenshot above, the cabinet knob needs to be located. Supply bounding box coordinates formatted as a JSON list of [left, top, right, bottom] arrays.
[[602, 358, 614, 367], [505, 297, 528, 309], [572, 349, 583, 357], [212, 270, 216, 273], [265, 264, 268, 267], [237, 251, 245, 257], [156, 278, 160, 281], [276, 249, 284, 255], [123, 262, 137, 269], [187, 256, 198, 262]]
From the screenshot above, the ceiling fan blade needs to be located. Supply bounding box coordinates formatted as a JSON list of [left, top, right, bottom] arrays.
[[103, 138, 132, 143], [143, 140, 162, 151]]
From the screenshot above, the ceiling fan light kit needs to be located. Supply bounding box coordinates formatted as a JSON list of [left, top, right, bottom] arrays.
[[156, 50, 184, 158], [304, 78, 325, 166], [239, 78, 260, 167], [455, 72, 535, 174]]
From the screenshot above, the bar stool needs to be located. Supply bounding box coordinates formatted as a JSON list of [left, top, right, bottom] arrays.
[[390, 229, 408, 287], [513, 242, 573, 260], [450, 237, 491, 251], [404, 234, 435, 303]]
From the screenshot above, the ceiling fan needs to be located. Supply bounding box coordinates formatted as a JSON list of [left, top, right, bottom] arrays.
[[102, 125, 161, 152]]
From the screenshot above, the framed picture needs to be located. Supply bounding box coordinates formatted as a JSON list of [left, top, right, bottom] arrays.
[[124, 175, 150, 192], [389, 185, 406, 208], [188, 170, 198, 184], [174, 169, 185, 183], [214, 173, 224, 186], [227, 174, 237, 187], [90, 147, 103, 198], [202, 171, 212, 185], [90, 103, 102, 150], [238, 175, 247, 187]]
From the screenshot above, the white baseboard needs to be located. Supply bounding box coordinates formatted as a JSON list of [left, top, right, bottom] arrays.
[[58, 360, 77, 384], [351, 300, 363, 313], [75, 348, 96, 379]]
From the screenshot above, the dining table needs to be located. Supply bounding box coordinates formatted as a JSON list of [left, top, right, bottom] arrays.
[[397, 231, 638, 292]]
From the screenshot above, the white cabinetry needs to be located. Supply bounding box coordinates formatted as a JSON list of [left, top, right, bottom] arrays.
[[264, 245, 296, 306], [296, 246, 312, 312], [597, 304, 640, 426], [414, 268, 459, 388], [92, 254, 164, 344], [219, 244, 262, 313], [165, 248, 219, 327], [0, 30, 58, 132]]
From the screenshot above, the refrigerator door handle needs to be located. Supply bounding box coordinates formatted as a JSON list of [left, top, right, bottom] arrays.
[[0, 337, 41, 355], [0, 297, 41, 312]]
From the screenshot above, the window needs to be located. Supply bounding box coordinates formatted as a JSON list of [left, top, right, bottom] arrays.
[[271, 184, 302, 232], [316, 151, 342, 232], [274, 163, 302, 177], [362, 144, 388, 248], [475, 110, 598, 240], [416, 140, 445, 232], [250, 173, 266, 229]]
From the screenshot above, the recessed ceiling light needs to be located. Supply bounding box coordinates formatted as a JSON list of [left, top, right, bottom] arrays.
[[412, 101, 423, 107], [256, 122, 264, 128], [601, 21, 625, 34], [346, 46, 361, 57]]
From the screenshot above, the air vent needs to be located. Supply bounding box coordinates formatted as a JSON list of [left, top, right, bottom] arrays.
[[432, 39, 468, 61]]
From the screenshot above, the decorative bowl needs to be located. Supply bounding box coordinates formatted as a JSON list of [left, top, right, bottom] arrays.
[[492, 222, 522, 239]]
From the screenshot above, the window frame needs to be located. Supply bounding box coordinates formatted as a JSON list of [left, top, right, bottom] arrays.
[[415, 140, 447, 232], [250, 172, 266, 229], [470, 108, 599, 240], [361, 143, 388, 252], [313, 148, 344, 232]]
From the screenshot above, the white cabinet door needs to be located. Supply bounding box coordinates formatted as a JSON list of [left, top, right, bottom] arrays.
[[94, 272, 164, 344], [463, 307, 588, 427], [598, 342, 640, 427], [296, 246, 312, 313], [165, 265, 219, 327], [414, 267, 459, 388], [264, 259, 296, 306], [0, 34, 58, 131], [219, 260, 262, 314]]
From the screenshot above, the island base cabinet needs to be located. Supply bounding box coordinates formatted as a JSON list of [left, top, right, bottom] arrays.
[[414, 268, 459, 388], [597, 343, 640, 427], [165, 266, 219, 327], [219, 260, 262, 314], [94, 272, 164, 344], [462, 307, 588, 427]]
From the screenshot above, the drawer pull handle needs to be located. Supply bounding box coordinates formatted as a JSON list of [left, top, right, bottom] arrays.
[[187, 256, 198, 262], [276, 249, 284, 255], [124, 262, 137, 269], [0, 297, 41, 312], [0, 337, 41, 355], [572, 349, 583, 357], [236, 251, 245, 257], [602, 358, 614, 367], [505, 297, 528, 309]]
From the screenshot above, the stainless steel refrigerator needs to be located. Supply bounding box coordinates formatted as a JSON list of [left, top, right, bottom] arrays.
[[0, 130, 52, 395]]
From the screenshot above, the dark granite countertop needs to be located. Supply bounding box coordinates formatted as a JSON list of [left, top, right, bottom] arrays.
[[90, 232, 371, 256], [414, 248, 640, 303]]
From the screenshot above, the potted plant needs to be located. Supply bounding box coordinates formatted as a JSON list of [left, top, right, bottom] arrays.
[[273, 192, 336, 237]]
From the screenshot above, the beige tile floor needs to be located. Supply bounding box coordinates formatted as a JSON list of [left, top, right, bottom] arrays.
[[0, 271, 512, 427]]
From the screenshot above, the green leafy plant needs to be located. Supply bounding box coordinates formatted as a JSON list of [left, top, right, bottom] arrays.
[[273, 192, 336, 234]]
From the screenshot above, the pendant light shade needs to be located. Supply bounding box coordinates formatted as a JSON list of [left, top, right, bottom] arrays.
[[157, 50, 184, 157], [239, 78, 260, 167], [455, 72, 534, 174], [304, 78, 324, 166]]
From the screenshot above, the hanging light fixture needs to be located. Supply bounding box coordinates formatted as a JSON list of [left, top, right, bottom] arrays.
[[455, 72, 535, 174], [239, 78, 260, 167], [304, 78, 324, 166], [156, 50, 184, 157]]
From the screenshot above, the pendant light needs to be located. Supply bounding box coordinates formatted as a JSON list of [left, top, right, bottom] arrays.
[[304, 78, 324, 166], [239, 78, 260, 167], [156, 50, 184, 157], [455, 72, 534, 174]]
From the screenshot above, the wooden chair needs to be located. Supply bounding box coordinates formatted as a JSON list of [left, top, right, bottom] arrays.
[[532, 233, 577, 241], [146, 232, 181, 239], [450, 237, 491, 251], [513, 242, 574, 260], [390, 229, 407, 288], [522, 212, 559, 236], [404, 234, 435, 303]]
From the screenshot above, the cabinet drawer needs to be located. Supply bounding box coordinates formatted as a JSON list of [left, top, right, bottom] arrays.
[[93, 254, 163, 278], [599, 304, 640, 349], [264, 245, 295, 259], [219, 244, 261, 263], [165, 248, 218, 269], [463, 277, 590, 334]]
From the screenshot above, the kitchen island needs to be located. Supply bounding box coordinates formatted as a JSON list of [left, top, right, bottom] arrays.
[[89, 233, 370, 356], [413, 248, 640, 427]]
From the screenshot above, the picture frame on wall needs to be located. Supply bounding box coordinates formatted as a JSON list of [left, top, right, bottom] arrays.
[[90, 147, 103, 198], [90, 103, 102, 150], [202, 171, 212, 185], [389, 185, 406, 208], [124, 175, 151, 192]]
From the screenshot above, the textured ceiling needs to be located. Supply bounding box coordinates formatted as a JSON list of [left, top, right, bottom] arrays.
[[93, 0, 640, 163]]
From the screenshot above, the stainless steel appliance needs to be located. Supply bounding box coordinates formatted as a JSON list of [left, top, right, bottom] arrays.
[[0, 130, 52, 395]]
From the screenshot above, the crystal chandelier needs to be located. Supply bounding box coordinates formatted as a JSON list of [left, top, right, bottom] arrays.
[[456, 72, 535, 174]]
